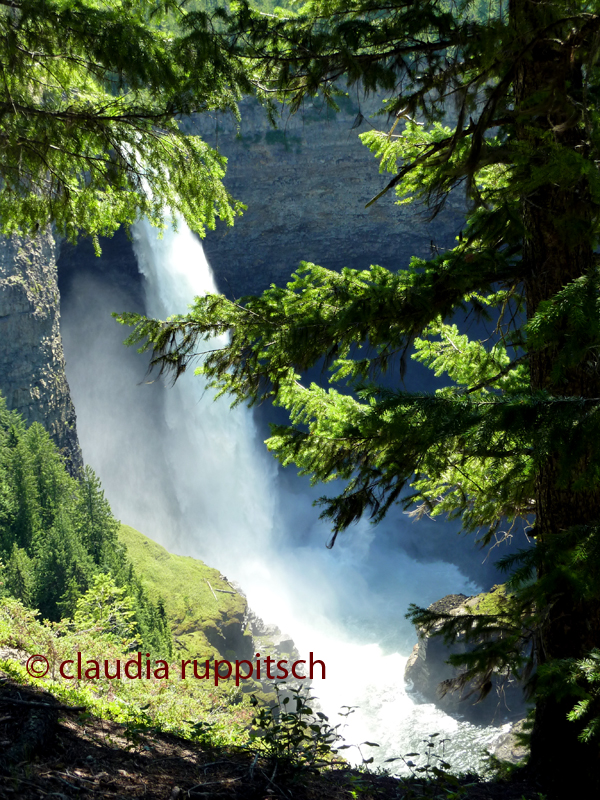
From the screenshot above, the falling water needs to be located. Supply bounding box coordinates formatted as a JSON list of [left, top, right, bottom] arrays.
[[131, 217, 278, 566], [58, 216, 511, 776], [124, 216, 508, 772]]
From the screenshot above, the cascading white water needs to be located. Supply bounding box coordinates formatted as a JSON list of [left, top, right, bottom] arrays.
[[56, 214, 513, 776], [130, 218, 278, 564], [120, 216, 509, 773]]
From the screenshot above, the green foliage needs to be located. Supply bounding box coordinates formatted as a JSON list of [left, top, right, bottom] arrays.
[[72, 573, 137, 646], [0, 595, 253, 748], [0, 0, 255, 243], [118, 260, 533, 544], [117, 523, 249, 660], [35, 509, 95, 621], [249, 683, 343, 771], [0, 394, 172, 654], [118, 0, 600, 785], [4, 544, 36, 607], [75, 466, 121, 564], [543, 650, 600, 743]]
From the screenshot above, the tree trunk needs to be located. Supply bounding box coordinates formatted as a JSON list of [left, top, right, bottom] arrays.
[[512, 0, 600, 790]]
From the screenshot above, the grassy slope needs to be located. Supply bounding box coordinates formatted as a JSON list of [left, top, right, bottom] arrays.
[[118, 524, 251, 661]]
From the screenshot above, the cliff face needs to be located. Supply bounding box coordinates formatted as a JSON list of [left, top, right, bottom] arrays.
[[59, 100, 464, 301], [0, 232, 82, 474], [185, 99, 464, 298], [2, 100, 463, 475]]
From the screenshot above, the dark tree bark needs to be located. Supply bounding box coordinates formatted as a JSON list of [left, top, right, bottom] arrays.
[[512, 0, 600, 790]]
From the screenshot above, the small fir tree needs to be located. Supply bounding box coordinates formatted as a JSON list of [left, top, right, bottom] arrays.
[[73, 573, 137, 646], [5, 545, 36, 608], [0, 393, 172, 652]]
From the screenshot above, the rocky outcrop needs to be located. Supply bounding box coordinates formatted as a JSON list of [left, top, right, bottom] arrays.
[[0, 233, 82, 475], [405, 590, 527, 726], [117, 524, 302, 676], [245, 608, 301, 665], [489, 719, 529, 765]]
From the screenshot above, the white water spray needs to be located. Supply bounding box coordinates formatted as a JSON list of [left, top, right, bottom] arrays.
[[58, 215, 509, 774], [122, 217, 506, 772], [131, 218, 278, 565]]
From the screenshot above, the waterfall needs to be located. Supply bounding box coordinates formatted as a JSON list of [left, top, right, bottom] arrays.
[[131, 217, 278, 567], [60, 216, 509, 775], [128, 217, 506, 772]]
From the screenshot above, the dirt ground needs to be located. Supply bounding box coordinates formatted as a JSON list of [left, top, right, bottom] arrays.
[[0, 672, 545, 800]]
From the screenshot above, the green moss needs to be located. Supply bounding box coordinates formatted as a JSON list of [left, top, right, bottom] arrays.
[[118, 525, 248, 661], [471, 584, 510, 615]]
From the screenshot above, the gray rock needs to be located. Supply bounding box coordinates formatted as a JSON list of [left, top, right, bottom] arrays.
[[489, 720, 529, 764], [0, 232, 82, 474], [245, 609, 301, 663], [184, 98, 464, 299], [405, 592, 527, 726]]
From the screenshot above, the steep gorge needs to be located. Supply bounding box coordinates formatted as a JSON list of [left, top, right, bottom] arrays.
[[0, 102, 514, 771], [1, 100, 464, 461]]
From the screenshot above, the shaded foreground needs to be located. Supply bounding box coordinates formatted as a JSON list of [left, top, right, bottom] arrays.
[[0, 672, 546, 800]]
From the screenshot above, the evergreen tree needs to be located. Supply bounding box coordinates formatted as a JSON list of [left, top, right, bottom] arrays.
[[73, 573, 137, 645], [34, 508, 95, 620], [119, 0, 600, 790], [57, 575, 84, 620], [128, 577, 174, 657], [0, 394, 172, 651], [0, 0, 253, 243], [5, 544, 35, 607], [24, 423, 77, 533], [4, 429, 43, 552], [75, 465, 121, 565], [0, 450, 15, 549]]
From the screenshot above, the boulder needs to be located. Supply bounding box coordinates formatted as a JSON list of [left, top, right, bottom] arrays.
[[405, 589, 527, 726]]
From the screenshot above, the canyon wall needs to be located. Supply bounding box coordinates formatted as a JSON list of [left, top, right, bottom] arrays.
[[185, 98, 463, 299], [0, 232, 82, 475]]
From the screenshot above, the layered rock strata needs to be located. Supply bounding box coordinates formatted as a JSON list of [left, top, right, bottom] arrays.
[[184, 98, 464, 299]]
